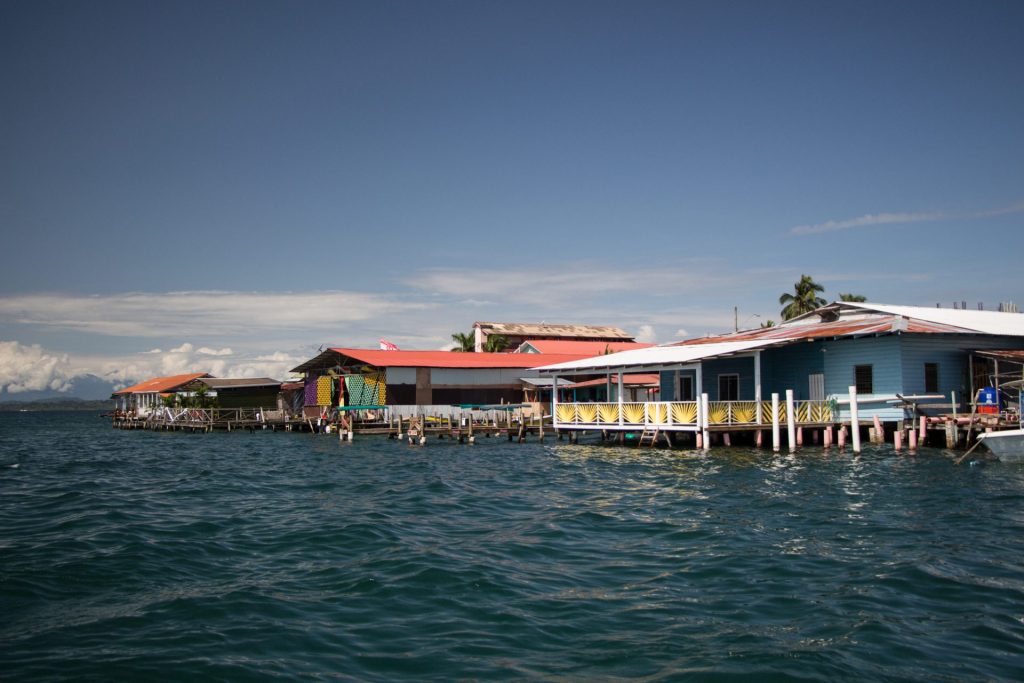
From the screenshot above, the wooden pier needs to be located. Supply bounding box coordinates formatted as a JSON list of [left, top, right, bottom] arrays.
[[112, 395, 1018, 457]]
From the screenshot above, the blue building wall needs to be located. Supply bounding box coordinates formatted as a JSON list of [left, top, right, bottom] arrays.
[[761, 343, 826, 399], [656, 333, 1024, 420]]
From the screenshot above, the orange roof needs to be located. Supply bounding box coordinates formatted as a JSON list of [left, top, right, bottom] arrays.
[[113, 372, 211, 395], [519, 340, 652, 354]]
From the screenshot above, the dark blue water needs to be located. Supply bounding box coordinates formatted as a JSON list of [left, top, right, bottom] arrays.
[[2, 412, 1024, 681]]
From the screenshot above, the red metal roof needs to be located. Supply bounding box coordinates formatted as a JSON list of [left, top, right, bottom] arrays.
[[327, 348, 591, 369], [113, 372, 211, 395], [519, 340, 652, 354]]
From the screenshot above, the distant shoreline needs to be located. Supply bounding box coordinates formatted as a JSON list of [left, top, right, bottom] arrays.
[[0, 399, 114, 412]]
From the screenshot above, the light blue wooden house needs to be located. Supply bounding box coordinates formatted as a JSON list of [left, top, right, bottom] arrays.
[[537, 302, 1024, 431]]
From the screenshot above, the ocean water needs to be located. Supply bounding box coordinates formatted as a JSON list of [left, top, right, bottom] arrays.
[[2, 412, 1024, 681]]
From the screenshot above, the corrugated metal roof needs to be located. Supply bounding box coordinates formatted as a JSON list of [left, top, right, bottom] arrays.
[[475, 321, 633, 339], [675, 316, 968, 346], [113, 372, 211, 395], [538, 301, 1024, 376], [291, 348, 590, 373], [536, 339, 782, 374], [838, 302, 1024, 336], [518, 340, 652, 354]]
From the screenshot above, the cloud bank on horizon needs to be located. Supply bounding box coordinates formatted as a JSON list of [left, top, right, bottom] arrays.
[[0, 259, 945, 399]]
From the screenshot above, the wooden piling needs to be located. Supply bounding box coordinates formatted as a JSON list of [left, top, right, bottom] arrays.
[[771, 393, 781, 452], [785, 390, 796, 451], [848, 385, 861, 453]]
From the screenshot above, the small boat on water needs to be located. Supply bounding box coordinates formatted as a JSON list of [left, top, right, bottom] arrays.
[[977, 428, 1024, 463]]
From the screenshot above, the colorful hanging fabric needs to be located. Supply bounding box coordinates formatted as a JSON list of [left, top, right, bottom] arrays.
[[304, 377, 319, 406], [316, 376, 333, 406]]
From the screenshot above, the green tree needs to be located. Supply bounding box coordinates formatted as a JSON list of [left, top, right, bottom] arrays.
[[450, 331, 475, 352], [839, 293, 867, 302], [482, 334, 509, 352], [779, 274, 827, 320], [760, 319, 776, 328]]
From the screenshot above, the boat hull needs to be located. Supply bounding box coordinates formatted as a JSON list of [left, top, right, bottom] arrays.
[[977, 429, 1024, 462]]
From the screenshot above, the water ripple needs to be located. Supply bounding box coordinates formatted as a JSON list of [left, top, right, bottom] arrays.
[[4, 413, 1024, 680]]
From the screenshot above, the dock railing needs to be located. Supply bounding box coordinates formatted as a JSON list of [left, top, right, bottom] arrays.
[[554, 400, 833, 430]]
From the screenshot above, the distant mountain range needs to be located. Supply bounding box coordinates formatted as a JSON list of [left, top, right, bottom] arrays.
[[0, 374, 121, 402]]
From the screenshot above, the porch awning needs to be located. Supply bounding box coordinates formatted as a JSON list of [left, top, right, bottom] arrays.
[[534, 339, 785, 375], [519, 377, 574, 388]]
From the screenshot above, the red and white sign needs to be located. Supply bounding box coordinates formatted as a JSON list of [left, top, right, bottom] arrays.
[[379, 338, 400, 351]]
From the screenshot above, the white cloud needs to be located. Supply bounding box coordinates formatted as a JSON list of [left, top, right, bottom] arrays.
[[0, 291, 431, 338], [789, 200, 1024, 236], [0, 340, 305, 395], [0, 341, 73, 394], [790, 211, 945, 236], [197, 347, 233, 356], [403, 261, 769, 308], [674, 328, 689, 338], [635, 325, 657, 344]]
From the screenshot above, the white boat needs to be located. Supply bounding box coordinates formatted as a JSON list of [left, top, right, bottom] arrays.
[[977, 428, 1024, 462]]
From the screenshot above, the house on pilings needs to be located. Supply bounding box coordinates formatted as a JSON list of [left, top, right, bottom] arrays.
[[289, 348, 590, 418], [535, 302, 1024, 435]]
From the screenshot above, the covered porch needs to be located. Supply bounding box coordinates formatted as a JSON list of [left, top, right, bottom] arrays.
[[536, 339, 836, 447]]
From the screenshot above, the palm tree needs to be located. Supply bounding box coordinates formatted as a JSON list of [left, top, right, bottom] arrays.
[[839, 293, 867, 302], [450, 331, 475, 352], [760, 319, 776, 328], [482, 334, 509, 352], [779, 274, 827, 320]]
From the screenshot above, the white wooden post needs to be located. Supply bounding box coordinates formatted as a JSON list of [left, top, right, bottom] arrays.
[[786, 389, 796, 451], [695, 363, 703, 401], [849, 385, 861, 453], [696, 391, 703, 448], [617, 371, 624, 427], [701, 392, 710, 449], [551, 375, 559, 429], [771, 392, 781, 452]]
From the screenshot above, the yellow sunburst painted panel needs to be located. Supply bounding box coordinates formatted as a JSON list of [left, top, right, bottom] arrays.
[[578, 404, 598, 423], [622, 403, 645, 424], [708, 403, 729, 424], [810, 402, 832, 422], [556, 404, 576, 423], [598, 404, 619, 423], [762, 401, 787, 423], [649, 404, 667, 424], [732, 402, 757, 423], [671, 402, 697, 424]]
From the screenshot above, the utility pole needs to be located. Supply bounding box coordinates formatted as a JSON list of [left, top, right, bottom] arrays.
[[734, 306, 738, 332]]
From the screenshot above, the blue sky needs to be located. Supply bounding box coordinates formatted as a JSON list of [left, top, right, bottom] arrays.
[[1, 0, 1022, 395]]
